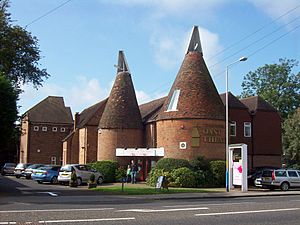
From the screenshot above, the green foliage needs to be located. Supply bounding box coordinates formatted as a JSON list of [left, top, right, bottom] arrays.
[[170, 167, 197, 188], [155, 158, 190, 172], [90, 161, 118, 183], [209, 160, 226, 187], [189, 155, 210, 171], [241, 58, 300, 119], [283, 109, 300, 165], [115, 166, 126, 181], [0, 0, 50, 90], [146, 169, 165, 186], [0, 74, 18, 151], [70, 171, 77, 182]]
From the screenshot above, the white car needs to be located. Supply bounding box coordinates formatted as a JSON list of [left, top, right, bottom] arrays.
[[58, 164, 104, 186]]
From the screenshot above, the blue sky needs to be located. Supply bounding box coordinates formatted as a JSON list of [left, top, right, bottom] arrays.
[[9, 0, 300, 115]]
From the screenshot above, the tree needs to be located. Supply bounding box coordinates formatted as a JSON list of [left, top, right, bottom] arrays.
[[0, 73, 18, 163], [283, 109, 300, 165], [241, 58, 300, 119], [0, 0, 49, 90]]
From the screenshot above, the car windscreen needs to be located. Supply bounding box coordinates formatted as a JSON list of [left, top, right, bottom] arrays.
[[5, 163, 16, 167], [60, 165, 72, 172]]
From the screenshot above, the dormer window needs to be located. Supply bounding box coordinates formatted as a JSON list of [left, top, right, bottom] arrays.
[[167, 89, 180, 112]]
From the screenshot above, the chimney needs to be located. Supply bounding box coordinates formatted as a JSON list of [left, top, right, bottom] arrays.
[[74, 112, 80, 130]]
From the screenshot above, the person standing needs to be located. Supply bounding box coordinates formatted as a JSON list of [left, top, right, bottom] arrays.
[[131, 160, 138, 184], [126, 164, 131, 183]]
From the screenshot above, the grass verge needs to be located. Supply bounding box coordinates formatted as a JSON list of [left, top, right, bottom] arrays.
[[92, 186, 223, 195]]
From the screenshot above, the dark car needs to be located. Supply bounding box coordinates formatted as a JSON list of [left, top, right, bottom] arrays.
[[24, 164, 44, 179], [1, 163, 16, 176], [14, 163, 32, 178], [32, 165, 61, 184]]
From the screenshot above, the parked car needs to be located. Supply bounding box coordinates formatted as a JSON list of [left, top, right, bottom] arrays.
[[58, 164, 104, 186], [32, 165, 61, 184], [24, 164, 45, 179], [248, 166, 280, 186], [14, 163, 32, 178], [259, 169, 300, 191], [1, 163, 16, 176]]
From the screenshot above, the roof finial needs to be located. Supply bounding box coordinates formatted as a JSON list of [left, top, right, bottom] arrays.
[[114, 50, 130, 73], [186, 26, 203, 54]]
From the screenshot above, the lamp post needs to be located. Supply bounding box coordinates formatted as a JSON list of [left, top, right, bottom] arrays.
[[226, 56, 247, 192]]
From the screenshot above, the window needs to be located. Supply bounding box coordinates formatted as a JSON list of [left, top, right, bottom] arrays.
[[288, 171, 298, 177], [167, 89, 180, 111], [191, 127, 200, 147], [51, 156, 56, 165], [33, 126, 39, 131], [42, 126, 47, 132], [244, 122, 251, 137], [275, 171, 287, 177], [230, 121, 236, 136], [60, 127, 66, 132], [52, 127, 57, 132]]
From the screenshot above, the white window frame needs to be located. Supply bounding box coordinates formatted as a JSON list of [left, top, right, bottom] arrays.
[[244, 122, 251, 137], [52, 127, 57, 132], [33, 126, 39, 131], [51, 156, 56, 165], [230, 121, 236, 137], [60, 127, 66, 132], [42, 126, 47, 132], [166, 89, 180, 112]]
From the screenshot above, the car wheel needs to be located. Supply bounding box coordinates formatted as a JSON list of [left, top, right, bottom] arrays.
[[51, 176, 58, 184], [1, 172, 5, 176], [15, 175, 20, 178], [97, 176, 104, 185], [76, 177, 82, 186], [280, 182, 289, 191], [26, 175, 31, 180], [37, 181, 42, 184]]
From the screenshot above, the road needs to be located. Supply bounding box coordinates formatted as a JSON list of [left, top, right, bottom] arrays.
[[1, 175, 300, 225]]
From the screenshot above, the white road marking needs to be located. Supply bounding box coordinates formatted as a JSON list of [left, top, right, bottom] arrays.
[[0, 218, 135, 224], [119, 207, 209, 212], [163, 202, 256, 207], [38, 217, 135, 223], [0, 208, 114, 213], [37, 192, 58, 197], [195, 208, 300, 216]]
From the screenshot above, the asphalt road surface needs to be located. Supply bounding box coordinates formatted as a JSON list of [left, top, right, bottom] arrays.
[[1, 175, 300, 225]]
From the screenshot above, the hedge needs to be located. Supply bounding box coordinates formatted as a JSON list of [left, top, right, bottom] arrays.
[[90, 160, 118, 183], [155, 158, 190, 172]]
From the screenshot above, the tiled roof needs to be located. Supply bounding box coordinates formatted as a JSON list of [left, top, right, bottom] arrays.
[[139, 97, 167, 123], [157, 51, 225, 121], [77, 98, 108, 128], [99, 71, 143, 129], [220, 92, 247, 109], [240, 96, 277, 112], [25, 96, 73, 124]]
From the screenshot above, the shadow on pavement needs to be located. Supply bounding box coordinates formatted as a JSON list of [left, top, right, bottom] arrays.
[[0, 175, 28, 196]]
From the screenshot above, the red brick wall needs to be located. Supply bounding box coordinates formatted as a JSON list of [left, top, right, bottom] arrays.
[[27, 123, 72, 164], [156, 119, 225, 161], [86, 126, 98, 163], [252, 111, 282, 156], [70, 131, 79, 164], [229, 108, 253, 154], [97, 128, 144, 164]]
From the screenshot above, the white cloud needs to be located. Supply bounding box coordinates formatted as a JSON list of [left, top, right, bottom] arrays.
[[248, 0, 300, 27], [18, 76, 110, 115], [136, 89, 167, 105], [150, 26, 223, 70]]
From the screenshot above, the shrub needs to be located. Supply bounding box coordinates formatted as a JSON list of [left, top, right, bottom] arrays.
[[90, 160, 118, 183], [115, 166, 126, 182], [170, 167, 197, 188], [155, 158, 190, 172], [89, 173, 95, 183], [209, 160, 226, 187], [146, 169, 165, 186], [189, 155, 210, 171]]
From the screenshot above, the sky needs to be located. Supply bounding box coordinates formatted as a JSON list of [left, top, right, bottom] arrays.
[[9, 0, 300, 115]]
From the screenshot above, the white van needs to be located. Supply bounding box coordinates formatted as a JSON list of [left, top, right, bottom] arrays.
[[58, 164, 104, 185]]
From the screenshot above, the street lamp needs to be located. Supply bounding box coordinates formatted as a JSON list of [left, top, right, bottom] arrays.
[[226, 56, 247, 192]]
